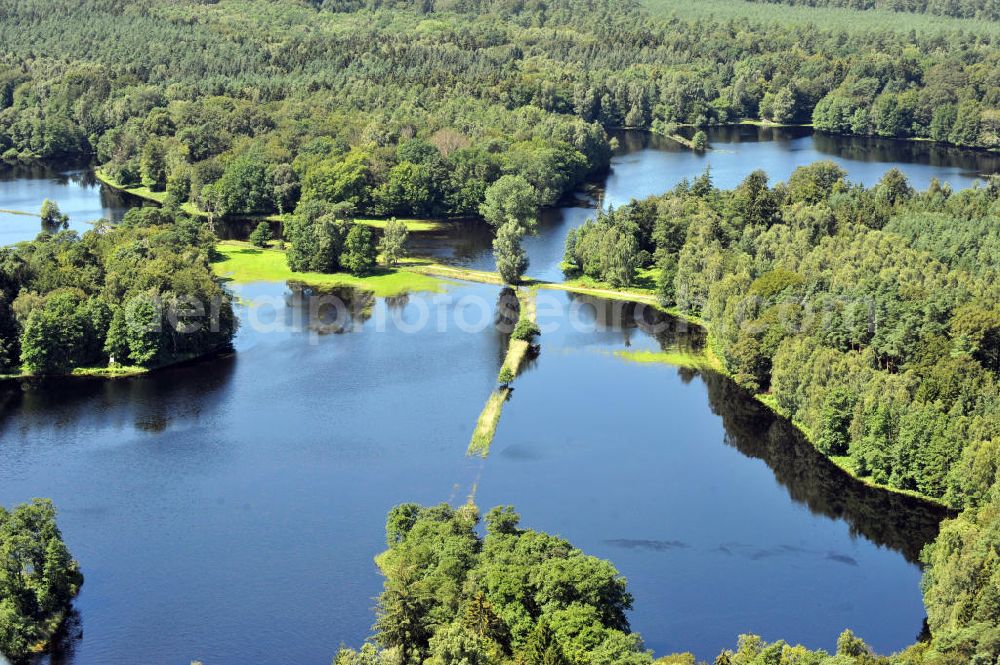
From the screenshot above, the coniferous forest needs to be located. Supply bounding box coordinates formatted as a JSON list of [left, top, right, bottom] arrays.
[[1, 0, 1000, 664], [1, 0, 1000, 221]]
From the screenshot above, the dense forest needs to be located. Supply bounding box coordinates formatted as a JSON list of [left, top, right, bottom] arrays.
[[335, 503, 652, 664], [334, 498, 998, 664], [566, 164, 1000, 508], [746, 0, 1000, 21], [561, 164, 1000, 661], [0, 0, 999, 230], [0, 499, 82, 663], [0, 205, 237, 375], [1, 0, 999, 662]]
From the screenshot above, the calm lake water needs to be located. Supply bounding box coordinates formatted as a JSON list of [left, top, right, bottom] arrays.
[[0, 164, 132, 246], [417, 126, 1000, 282], [0, 128, 981, 663], [1, 282, 503, 665], [477, 292, 943, 657]]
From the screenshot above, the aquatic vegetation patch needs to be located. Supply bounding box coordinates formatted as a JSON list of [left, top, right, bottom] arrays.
[[467, 288, 539, 457], [356, 217, 445, 233], [614, 349, 717, 371], [467, 388, 510, 457], [0, 208, 39, 217]]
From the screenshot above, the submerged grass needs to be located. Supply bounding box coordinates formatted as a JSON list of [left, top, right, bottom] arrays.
[[468, 388, 511, 457], [502, 287, 538, 377], [503, 340, 531, 375], [401, 260, 507, 285], [497, 287, 538, 376], [467, 288, 539, 457], [614, 348, 718, 371], [517, 287, 537, 323], [0, 208, 39, 217], [212, 241, 447, 296], [658, 133, 709, 151]]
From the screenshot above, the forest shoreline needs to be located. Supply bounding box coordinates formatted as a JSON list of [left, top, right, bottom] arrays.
[[87, 122, 1000, 230], [566, 279, 953, 510], [0, 344, 233, 384], [619, 121, 1000, 156], [77, 145, 969, 510]]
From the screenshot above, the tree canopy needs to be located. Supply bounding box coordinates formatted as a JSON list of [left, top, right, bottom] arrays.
[[2, 0, 999, 234], [0, 499, 83, 663], [336, 502, 653, 665], [0, 207, 237, 375]]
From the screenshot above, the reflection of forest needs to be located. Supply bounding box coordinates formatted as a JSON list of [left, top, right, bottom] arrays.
[[286, 283, 376, 334], [811, 132, 1000, 172], [699, 369, 950, 564], [615, 125, 1000, 176], [565, 293, 708, 353], [552, 290, 945, 564], [0, 353, 238, 436]]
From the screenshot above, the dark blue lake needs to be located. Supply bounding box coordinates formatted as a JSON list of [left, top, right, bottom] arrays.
[[0, 165, 131, 246], [476, 292, 942, 658], [0, 284, 946, 664], [416, 126, 999, 282], [0, 127, 979, 664]]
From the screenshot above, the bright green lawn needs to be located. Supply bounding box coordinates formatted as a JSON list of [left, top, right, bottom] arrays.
[[560, 265, 660, 293], [212, 241, 447, 296]]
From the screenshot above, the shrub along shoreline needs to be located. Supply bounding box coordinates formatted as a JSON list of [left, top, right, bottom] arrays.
[[0, 205, 239, 383]]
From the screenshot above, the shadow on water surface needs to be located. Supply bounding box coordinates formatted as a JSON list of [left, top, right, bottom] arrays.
[[698, 369, 950, 564], [556, 291, 708, 353], [477, 290, 952, 658], [558, 293, 948, 563], [46, 609, 84, 665], [0, 352, 238, 437], [285, 283, 376, 334]]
